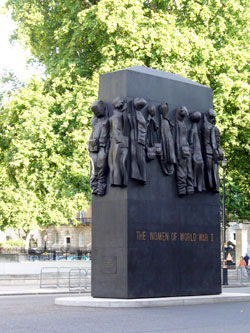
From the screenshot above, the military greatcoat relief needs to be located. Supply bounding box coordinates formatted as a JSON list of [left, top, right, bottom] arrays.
[[89, 98, 223, 196]]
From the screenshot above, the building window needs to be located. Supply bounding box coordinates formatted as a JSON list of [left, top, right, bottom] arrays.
[[79, 232, 84, 247], [29, 236, 37, 248], [55, 232, 59, 245], [65, 231, 70, 246], [80, 211, 84, 223]]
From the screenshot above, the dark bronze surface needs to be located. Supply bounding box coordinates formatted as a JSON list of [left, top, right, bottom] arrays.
[[175, 106, 194, 196], [89, 83, 224, 195], [108, 97, 129, 187], [202, 108, 224, 192], [127, 98, 147, 184], [91, 67, 221, 299], [159, 102, 176, 175], [189, 112, 205, 192], [146, 105, 160, 160], [89, 100, 109, 195]]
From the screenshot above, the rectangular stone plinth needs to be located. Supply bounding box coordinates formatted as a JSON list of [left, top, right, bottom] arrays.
[[91, 66, 221, 299]]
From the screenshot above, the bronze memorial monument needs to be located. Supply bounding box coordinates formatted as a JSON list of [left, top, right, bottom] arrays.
[[89, 66, 223, 298]]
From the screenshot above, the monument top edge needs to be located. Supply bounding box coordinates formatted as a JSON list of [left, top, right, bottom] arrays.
[[101, 66, 209, 89]]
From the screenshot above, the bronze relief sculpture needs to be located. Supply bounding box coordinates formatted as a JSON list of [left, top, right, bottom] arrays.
[[146, 105, 161, 160], [202, 109, 224, 192], [159, 103, 176, 175], [108, 97, 129, 187], [88, 98, 224, 196], [89, 100, 109, 195], [175, 106, 194, 196], [128, 98, 147, 184], [189, 112, 205, 192]]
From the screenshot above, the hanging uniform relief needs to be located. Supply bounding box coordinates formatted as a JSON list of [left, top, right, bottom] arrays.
[[146, 105, 160, 160], [189, 112, 205, 192], [128, 98, 147, 184], [159, 102, 176, 175], [89, 99, 223, 196], [202, 109, 224, 192], [89, 100, 109, 196], [108, 97, 129, 187]]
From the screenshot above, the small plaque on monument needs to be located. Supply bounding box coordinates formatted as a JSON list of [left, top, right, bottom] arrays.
[[102, 256, 117, 274], [90, 66, 222, 299]]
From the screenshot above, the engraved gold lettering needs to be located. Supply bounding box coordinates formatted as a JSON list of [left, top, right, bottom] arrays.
[[149, 232, 156, 240], [180, 233, 196, 242], [171, 232, 177, 241], [162, 232, 169, 241], [137, 230, 213, 243], [199, 233, 208, 242], [136, 231, 146, 241], [149, 232, 169, 241]]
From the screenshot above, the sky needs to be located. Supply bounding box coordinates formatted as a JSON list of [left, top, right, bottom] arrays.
[[0, 0, 44, 81]]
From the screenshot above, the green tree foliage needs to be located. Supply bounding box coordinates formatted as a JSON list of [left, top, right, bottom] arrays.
[[3, 0, 250, 222], [0, 70, 22, 99], [0, 74, 93, 232]]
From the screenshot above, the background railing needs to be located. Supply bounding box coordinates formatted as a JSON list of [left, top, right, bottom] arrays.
[[28, 247, 91, 261], [223, 266, 250, 285], [40, 266, 91, 291]]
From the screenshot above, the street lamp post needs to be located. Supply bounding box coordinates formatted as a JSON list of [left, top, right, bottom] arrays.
[[44, 234, 47, 253], [222, 157, 228, 285]]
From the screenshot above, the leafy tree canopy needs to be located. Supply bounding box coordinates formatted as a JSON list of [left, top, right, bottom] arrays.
[[0, 73, 93, 232], [2, 0, 250, 223]]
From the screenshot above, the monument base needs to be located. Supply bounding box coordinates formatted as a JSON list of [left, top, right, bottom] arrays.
[[55, 293, 250, 308]]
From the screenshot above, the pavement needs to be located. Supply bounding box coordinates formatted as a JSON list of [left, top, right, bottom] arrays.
[[0, 278, 249, 296], [0, 278, 250, 311], [1, 281, 248, 296], [0, 285, 87, 296], [0, 275, 249, 296], [0, 282, 249, 296], [0, 260, 91, 296], [1, 282, 248, 308]]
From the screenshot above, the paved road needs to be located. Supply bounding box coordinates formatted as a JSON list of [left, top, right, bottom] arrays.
[[1, 293, 250, 333], [225, 286, 250, 294]]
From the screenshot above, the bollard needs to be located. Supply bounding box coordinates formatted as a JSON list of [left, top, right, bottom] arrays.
[[222, 267, 228, 285]]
